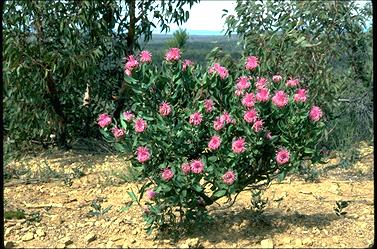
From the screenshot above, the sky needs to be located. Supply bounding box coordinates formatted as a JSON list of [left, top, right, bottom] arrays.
[[152, 0, 371, 35]]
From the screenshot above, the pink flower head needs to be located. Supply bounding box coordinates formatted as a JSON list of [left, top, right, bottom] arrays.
[[309, 106, 323, 122], [252, 119, 264, 133], [276, 148, 290, 165], [236, 76, 251, 90], [244, 109, 258, 124], [111, 126, 125, 139], [181, 163, 191, 175], [165, 48, 181, 62], [159, 101, 172, 116], [208, 135, 221, 150], [190, 159, 204, 174], [134, 118, 147, 133], [123, 111, 135, 122], [161, 168, 174, 181], [272, 90, 289, 108], [139, 50, 152, 63], [255, 77, 268, 89], [220, 111, 234, 124], [213, 117, 225, 131], [241, 92, 256, 108], [182, 59, 193, 71], [145, 189, 157, 200], [223, 170, 236, 185], [232, 137, 246, 154], [124, 55, 139, 72], [204, 99, 214, 113], [294, 89, 307, 103], [136, 146, 150, 163], [189, 112, 203, 126], [209, 63, 229, 79], [98, 113, 112, 128], [256, 88, 270, 102], [245, 55, 259, 70], [272, 75, 282, 83], [286, 78, 299, 87], [235, 89, 244, 97]]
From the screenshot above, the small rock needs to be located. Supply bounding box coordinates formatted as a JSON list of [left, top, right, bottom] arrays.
[[62, 237, 73, 246], [322, 229, 329, 236], [302, 238, 313, 246], [131, 239, 136, 244], [321, 242, 327, 247], [35, 228, 46, 237], [106, 241, 114, 248], [295, 239, 302, 246], [4, 241, 14, 248], [132, 230, 138, 235], [85, 233, 97, 243], [186, 238, 202, 248], [5, 227, 13, 237], [51, 215, 63, 224], [22, 232, 34, 241], [281, 237, 291, 244], [261, 238, 274, 248]]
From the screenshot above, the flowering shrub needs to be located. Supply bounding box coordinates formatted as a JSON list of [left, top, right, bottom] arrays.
[[99, 49, 325, 233]]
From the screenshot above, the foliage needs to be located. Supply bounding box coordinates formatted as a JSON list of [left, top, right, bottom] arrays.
[[100, 48, 326, 233], [223, 0, 373, 152], [166, 28, 190, 50], [4, 209, 26, 220], [334, 200, 349, 217]]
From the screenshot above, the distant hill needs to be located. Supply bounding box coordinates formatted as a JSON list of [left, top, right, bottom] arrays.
[[153, 29, 230, 36]]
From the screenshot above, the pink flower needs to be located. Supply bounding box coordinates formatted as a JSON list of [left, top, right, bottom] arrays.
[[189, 112, 203, 126], [255, 77, 268, 89], [161, 168, 174, 181], [159, 101, 172, 116], [145, 189, 157, 200], [220, 111, 234, 124], [208, 135, 221, 150], [286, 78, 299, 87], [294, 89, 307, 103], [235, 89, 244, 97], [165, 48, 181, 61], [256, 88, 270, 102], [272, 75, 282, 83], [272, 90, 289, 108], [98, 113, 112, 128], [111, 127, 125, 139], [125, 69, 132, 76], [276, 148, 290, 165], [139, 50, 152, 63], [181, 163, 191, 175], [134, 118, 147, 133], [223, 170, 236, 185], [244, 109, 258, 124], [124, 55, 139, 72], [241, 92, 256, 108], [213, 117, 224, 131], [236, 76, 251, 90], [190, 159, 204, 174], [245, 56, 259, 70], [209, 63, 229, 79], [123, 111, 135, 122], [309, 106, 323, 122], [204, 99, 214, 113], [252, 119, 264, 133], [182, 59, 193, 71], [136, 146, 150, 163], [232, 137, 246, 154]]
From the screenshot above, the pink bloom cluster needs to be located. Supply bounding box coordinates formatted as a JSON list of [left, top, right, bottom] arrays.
[[256, 88, 270, 102], [214, 111, 234, 131], [209, 63, 229, 80], [272, 75, 282, 83], [134, 118, 147, 133], [272, 90, 289, 108], [286, 78, 299, 87], [236, 76, 251, 90], [124, 55, 139, 76], [245, 55, 259, 70], [159, 101, 172, 116], [123, 111, 135, 122], [223, 170, 236, 185], [255, 77, 268, 89], [162, 168, 174, 181], [139, 50, 152, 63], [165, 48, 181, 62], [189, 112, 203, 126], [191, 159, 204, 174], [244, 109, 258, 124], [98, 113, 112, 128], [242, 92, 256, 108], [145, 189, 157, 200], [309, 106, 323, 121], [276, 148, 290, 165], [204, 99, 214, 113], [232, 137, 246, 154], [181, 163, 191, 175], [111, 126, 125, 139], [252, 120, 264, 133], [208, 135, 221, 150], [182, 59, 193, 71], [294, 89, 307, 103], [136, 146, 150, 163]]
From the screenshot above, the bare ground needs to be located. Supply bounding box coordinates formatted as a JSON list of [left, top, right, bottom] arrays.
[[3, 142, 374, 248]]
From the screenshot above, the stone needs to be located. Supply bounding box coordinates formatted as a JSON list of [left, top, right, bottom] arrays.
[[322, 229, 329, 236], [5, 227, 13, 237], [35, 228, 46, 237], [85, 233, 97, 243], [186, 238, 202, 248], [302, 238, 313, 246], [131, 239, 136, 244], [62, 237, 73, 246], [132, 230, 138, 235], [21, 232, 34, 241], [261, 238, 274, 248], [4, 241, 15, 248], [281, 237, 291, 244], [295, 239, 303, 246]]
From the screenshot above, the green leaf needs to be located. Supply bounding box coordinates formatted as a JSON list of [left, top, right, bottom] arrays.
[[127, 191, 138, 203], [213, 190, 226, 198]]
